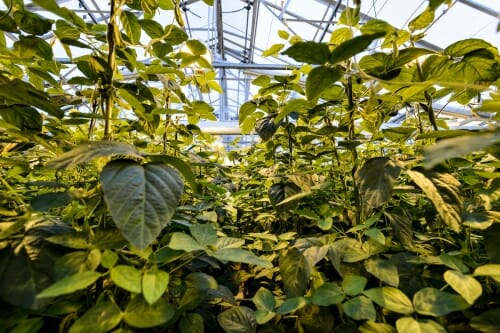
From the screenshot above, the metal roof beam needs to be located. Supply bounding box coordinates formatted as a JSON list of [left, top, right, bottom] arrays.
[[456, 0, 500, 19]]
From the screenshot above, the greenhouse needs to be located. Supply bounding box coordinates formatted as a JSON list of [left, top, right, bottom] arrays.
[[0, 0, 499, 332]]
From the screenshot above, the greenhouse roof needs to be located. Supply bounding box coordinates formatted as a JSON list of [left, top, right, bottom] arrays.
[[6, 0, 500, 133]]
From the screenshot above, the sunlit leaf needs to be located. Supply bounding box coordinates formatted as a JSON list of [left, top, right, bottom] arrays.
[[37, 271, 101, 298], [413, 287, 469, 316], [443, 270, 482, 304], [363, 287, 414, 314]]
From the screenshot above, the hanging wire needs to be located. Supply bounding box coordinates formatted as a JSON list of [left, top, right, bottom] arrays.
[[313, 0, 333, 41], [222, 7, 247, 14], [243, 0, 251, 63]]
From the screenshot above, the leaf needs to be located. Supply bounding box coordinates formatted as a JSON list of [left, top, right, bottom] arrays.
[[262, 43, 285, 57], [282, 41, 331, 64], [279, 247, 310, 297], [101, 161, 183, 250], [470, 309, 500, 333], [396, 317, 446, 333], [407, 170, 462, 232], [312, 282, 345, 306], [121, 11, 141, 44], [146, 154, 201, 194], [253, 287, 275, 312], [359, 321, 396, 333], [392, 47, 435, 68], [444, 38, 494, 58], [0, 105, 42, 132], [363, 287, 414, 314], [169, 233, 205, 252], [276, 296, 308, 314], [474, 264, 500, 282], [37, 271, 101, 298], [139, 19, 164, 39], [255, 116, 278, 141], [190, 224, 217, 248], [384, 212, 414, 250], [179, 313, 204, 333], [213, 248, 272, 268], [343, 296, 376, 321], [217, 306, 257, 333], [13, 10, 53, 35], [110, 265, 142, 294], [355, 157, 401, 213], [0, 78, 63, 118], [329, 32, 385, 64], [123, 296, 175, 328], [31, 192, 73, 211], [408, 7, 435, 31], [424, 132, 500, 168], [69, 297, 122, 333], [342, 274, 367, 296], [164, 24, 189, 45], [305, 66, 343, 100], [443, 270, 482, 304], [413, 287, 469, 316], [364, 257, 399, 287], [142, 269, 169, 305], [47, 141, 142, 169]]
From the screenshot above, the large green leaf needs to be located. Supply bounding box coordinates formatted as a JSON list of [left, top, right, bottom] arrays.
[[363, 287, 414, 314], [110, 265, 142, 294], [179, 313, 204, 333], [444, 38, 495, 58], [359, 321, 396, 333], [343, 296, 376, 321], [474, 264, 500, 282], [364, 257, 399, 287], [443, 270, 482, 304], [407, 170, 462, 232], [47, 141, 142, 169], [100, 160, 183, 250], [355, 157, 401, 213], [13, 10, 53, 35], [142, 268, 169, 305], [138, 19, 164, 39], [470, 309, 500, 333], [276, 297, 308, 314], [396, 317, 446, 333], [282, 41, 330, 64], [312, 282, 345, 306], [32, 0, 86, 28], [305, 66, 343, 100], [0, 105, 42, 132], [424, 132, 500, 168], [329, 32, 385, 64], [123, 296, 175, 328], [279, 247, 310, 297], [121, 11, 141, 44], [169, 232, 205, 252], [0, 79, 63, 118], [37, 271, 101, 298], [342, 274, 367, 296], [69, 296, 122, 333], [217, 306, 257, 333], [190, 224, 217, 248], [413, 287, 469, 316], [212, 248, 272, 268], [253, 287, 275, 312], [408, 7, 435, 31]]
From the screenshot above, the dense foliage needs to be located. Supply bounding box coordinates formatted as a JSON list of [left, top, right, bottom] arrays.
[[0, 0, 499, 332]]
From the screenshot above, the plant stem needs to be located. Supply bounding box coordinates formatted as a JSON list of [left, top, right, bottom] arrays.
[[104, 0, 116, 140]]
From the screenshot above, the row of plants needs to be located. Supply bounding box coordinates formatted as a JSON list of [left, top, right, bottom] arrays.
[[0, 0, 499, 332]]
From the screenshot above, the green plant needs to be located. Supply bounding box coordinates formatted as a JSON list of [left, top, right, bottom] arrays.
[[0, 0, 499, 332]]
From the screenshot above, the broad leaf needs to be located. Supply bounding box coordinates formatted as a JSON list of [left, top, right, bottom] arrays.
[[279, 247, 310, 297], [190, 224, 217, 248], [384, 211, 414, 250], [253, 287, 275, 312], [312, 282, 345, 306], [474, 264, 500, 282], [139, 19, 164, 39], [0, 104, 42, 132], [255, 116, 278, 141], [444, 38, 495, 58], [364, 257, 399, 287], [363, 287, 414, 314], [110, 265, 142, 294], [355, 157, 401, 213], [413, 287, 469, 316], [359, 321, 396, 333], [443, 270, 482, 304], [69, 297, 122, 333], [37, 271, 101, 298], [305, 66, 342, 100], [342, 274, 367, 296], [329, 32, 385, 64], [276, 296, 308, 314], [396, 317, 446, 333], [343, 296, 376, 321], [217, 306, 257, 333], [47, 141, 142, 170], [408, 7, 434, 31], [169, 233, 205, 252], [101, 161, 183, 250], [123, 296, 175, 328], [407, 170, 462, 232], [424, 132, 500, 168], [213, 248, 272, 268], [120, 11, 141, 45], [142, 269, 169, 304], [282, 41, 330, 64], [470, 309, 500, 333], [179, 313, 204, 333]]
